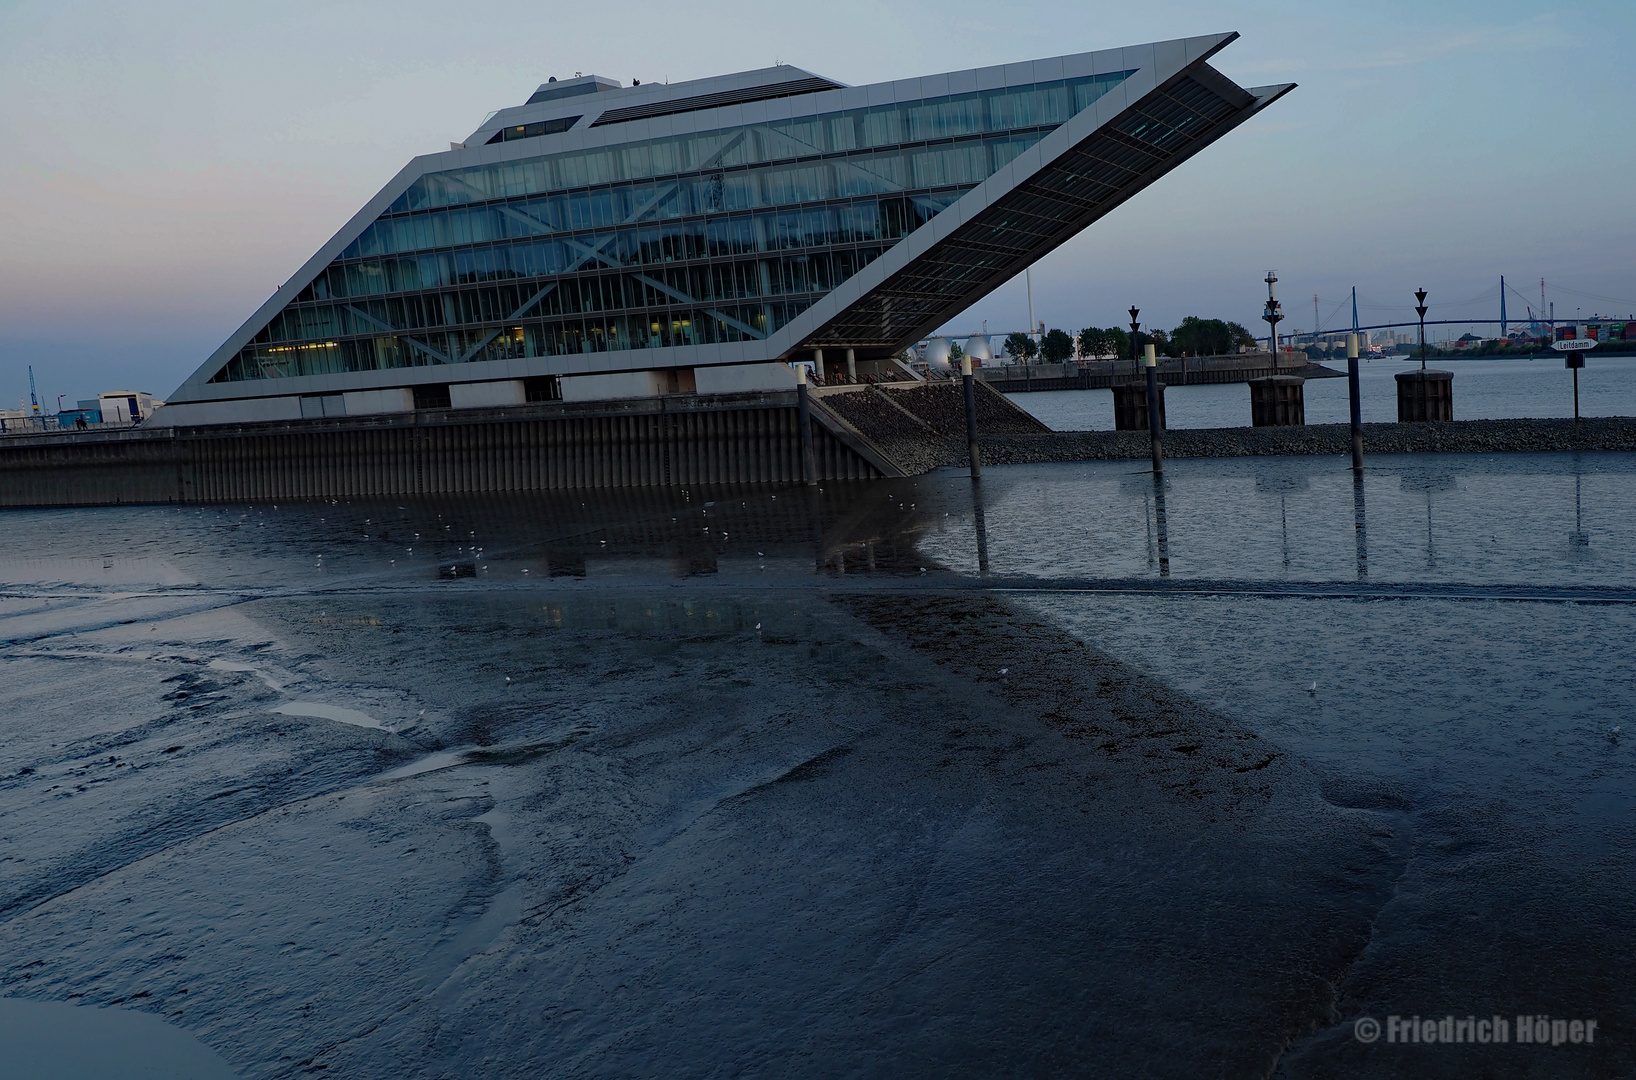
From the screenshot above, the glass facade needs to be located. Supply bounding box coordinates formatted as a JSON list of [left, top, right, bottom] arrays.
[[813, 70, 1250, 350], [211, 71, 1131, 384]]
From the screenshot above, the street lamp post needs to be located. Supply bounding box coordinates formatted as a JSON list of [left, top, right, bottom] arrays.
[[1128, 306, 1141, 381], [1396, 287, 1454, 422], [1109, 305, 1161, 436], [1263, 271, 1283, 375], [1415, 288, 1429, 371]]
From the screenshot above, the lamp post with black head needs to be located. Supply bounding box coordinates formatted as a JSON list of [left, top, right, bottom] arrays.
[[1415, 288, 1429, 370], [1263, 271, 1283, 375]]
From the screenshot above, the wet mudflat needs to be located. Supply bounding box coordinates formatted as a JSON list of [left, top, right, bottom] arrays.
[[0, 452, 1631, 1078]]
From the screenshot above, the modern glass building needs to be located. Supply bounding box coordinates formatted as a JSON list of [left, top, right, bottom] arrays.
[[158, 34, 1290, 426]]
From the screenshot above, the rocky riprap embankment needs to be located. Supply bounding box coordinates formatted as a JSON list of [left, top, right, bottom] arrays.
[[972, 417, 1636, 465]]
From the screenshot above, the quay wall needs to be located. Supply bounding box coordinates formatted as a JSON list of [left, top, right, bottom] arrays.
[[5, 379, 1632, 509], [0, 392, 894, 508]]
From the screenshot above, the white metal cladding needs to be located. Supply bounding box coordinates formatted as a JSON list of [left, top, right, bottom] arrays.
[[468, 68, 846, 146], [169, 34, 1287, 406]]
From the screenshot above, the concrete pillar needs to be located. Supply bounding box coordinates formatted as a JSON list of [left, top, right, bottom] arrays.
[[1249, 375, 1306, 426], [813, 348, 824, 384], [1112, 381, 1164, 431], [846, 348, 856, 383], [1395, 370, 1453, 421]]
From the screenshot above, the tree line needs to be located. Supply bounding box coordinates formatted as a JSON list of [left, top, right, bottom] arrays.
[[998, 316, 1258, 363]]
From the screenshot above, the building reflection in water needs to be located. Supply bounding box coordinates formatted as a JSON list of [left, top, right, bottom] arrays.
[[260, 482, 936, 583]]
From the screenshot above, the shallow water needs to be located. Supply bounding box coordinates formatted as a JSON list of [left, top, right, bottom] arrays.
[[1008, 354, 1636, 430], [0, 996, 238, 1079], [271, 701, 383, 729], [0, 453, 1631, 1077]]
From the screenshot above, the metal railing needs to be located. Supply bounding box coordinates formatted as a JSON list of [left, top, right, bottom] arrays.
[[0, 417, 145, 439]]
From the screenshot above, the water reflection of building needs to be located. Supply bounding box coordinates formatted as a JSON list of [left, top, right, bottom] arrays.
[[368, 484, 937, 582]]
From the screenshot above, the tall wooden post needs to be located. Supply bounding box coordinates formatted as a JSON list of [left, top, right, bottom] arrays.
[[962, 355, 981, 479], [796, 364, 817, 486], [1144, 343, 1163, 476], [1347, 332, 1363, 473]]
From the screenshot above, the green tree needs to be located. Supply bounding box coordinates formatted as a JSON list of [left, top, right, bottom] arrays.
[[949, 340, 964, 362], [1169, 316, 1231, 357], [1128, 330, 1161, 360], [1004, 331, 1037, 362], [1104, 326, 1131, 360], [1184, 317, 1259, 356], [1040, 328, 1076, 363], [1077, 327, 1111, 358], [1163, 317, 1260, 355]]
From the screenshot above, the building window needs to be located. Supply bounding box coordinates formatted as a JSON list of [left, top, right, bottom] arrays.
[[486, 116, 582, 144]]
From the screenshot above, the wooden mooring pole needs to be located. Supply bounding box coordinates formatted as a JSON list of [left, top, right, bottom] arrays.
[[796, 364, 817, 486], [962, 355, 981, 480], [1347, 333, 1363, 473], [1144, 343, 1164, 476]]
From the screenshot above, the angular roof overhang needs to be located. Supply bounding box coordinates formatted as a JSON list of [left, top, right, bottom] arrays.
[[777, 37, 1293, 356]]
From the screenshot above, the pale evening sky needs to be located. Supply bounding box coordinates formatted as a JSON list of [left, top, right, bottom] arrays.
[[0, 0, 1631, 406]]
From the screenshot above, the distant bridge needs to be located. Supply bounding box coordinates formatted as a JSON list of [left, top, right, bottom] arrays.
[[1285, 278, 1635, 347]]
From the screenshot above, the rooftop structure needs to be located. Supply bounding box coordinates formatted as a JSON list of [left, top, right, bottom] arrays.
[[157, 34, 1291, 427]]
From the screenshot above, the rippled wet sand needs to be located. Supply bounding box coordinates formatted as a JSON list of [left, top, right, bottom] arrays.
[[0, 453, 1630, 1078]]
